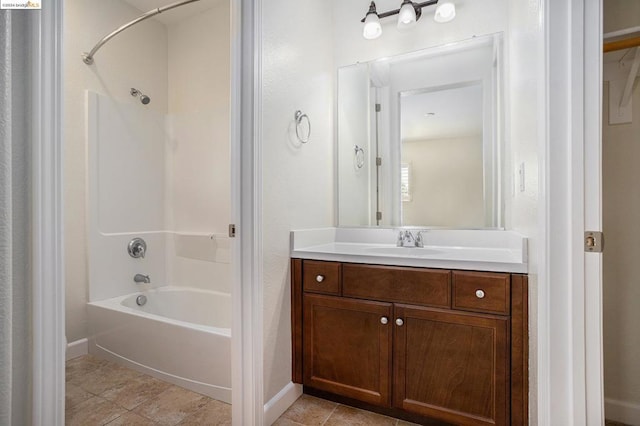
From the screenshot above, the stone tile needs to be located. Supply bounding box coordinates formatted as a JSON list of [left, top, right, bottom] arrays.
[[133, 385, 211, 426], [105, 411, 157, 426], [65, 396, 127, 426], [100, 373, 172, 410], [74, 361, 144, 395], [605, 421, 631, 426], [66, 355, 110, 383], [178, 399, 232, 425], [65, 382, 93, 410], [324, 404, 397, 426], [271, 418, 306, 426], [397, 420, 421, 426], [278, 395, 337, 426]]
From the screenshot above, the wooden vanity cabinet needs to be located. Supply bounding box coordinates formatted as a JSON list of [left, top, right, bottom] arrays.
[[291, 259, 528, 426]]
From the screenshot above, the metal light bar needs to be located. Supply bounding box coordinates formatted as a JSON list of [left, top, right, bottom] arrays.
[[360, 0, 438, 23]]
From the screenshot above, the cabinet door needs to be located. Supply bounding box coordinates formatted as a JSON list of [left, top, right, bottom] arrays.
[[393, 305, 509, 426], [303, 294, 393, 406]]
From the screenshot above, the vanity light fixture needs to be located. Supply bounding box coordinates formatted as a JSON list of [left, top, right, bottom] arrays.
[[361, 0, 456, 39], [363, 1, 383, 39], [434, 0, 456, 23], [397, 0, 418, 30]]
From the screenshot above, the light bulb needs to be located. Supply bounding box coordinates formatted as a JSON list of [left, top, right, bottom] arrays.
[[397, 2, 417, 30], [363, 12, 382, 39], [434, 0, 455, 23]]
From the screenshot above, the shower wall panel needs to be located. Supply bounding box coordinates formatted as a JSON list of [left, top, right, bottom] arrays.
[[87, 92, 169, 301]]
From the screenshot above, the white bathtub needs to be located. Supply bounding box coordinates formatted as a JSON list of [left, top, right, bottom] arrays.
[[87, 286, 231, 403]]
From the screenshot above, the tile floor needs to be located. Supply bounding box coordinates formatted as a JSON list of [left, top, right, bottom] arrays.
[[65, 355, 231, 425], [67, 356, 419, 426], [70, 356, 630, 426], [273, 394, 419, 426]]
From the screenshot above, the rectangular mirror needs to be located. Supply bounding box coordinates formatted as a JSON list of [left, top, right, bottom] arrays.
[[337, 33, 503, 228]]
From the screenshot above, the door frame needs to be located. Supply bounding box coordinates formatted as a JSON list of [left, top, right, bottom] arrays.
[[32, 1, 65, 424], [231, 0, 265, 424], [581, 0, 604, 423], [540, 0, 604, 424], [543, 0, 604, 424]]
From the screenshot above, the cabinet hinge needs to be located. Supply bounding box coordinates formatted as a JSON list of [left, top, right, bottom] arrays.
[[376, 157, 382, 166], [229, 224, 236, 238], [375, 103, 381, 112], [585, 231, 604, 252], [376, 211, 382, 221]]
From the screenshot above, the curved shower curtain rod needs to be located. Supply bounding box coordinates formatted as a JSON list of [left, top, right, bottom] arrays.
[[82, 0, 201, 65]]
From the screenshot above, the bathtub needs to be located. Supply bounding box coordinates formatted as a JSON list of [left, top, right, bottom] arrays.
[[87, 286, 231, 403]]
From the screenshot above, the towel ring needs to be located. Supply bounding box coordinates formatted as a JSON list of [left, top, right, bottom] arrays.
[[354, 145, 365, 169], [294, 110, 311, 143]]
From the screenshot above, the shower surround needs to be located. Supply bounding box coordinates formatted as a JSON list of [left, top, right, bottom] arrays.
[[69, 0, 232, 404]]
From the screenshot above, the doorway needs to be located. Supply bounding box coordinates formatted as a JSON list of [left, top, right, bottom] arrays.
[[602, 12, 640, 425]]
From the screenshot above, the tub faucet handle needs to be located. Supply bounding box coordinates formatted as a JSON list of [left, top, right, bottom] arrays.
[[134, 274, 151, 284], [128, 238, 147, 259]]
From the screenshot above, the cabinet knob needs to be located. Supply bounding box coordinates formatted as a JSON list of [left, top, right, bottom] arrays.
[[475, 289, 485, 299], [395, 318, 404, 326], [316, 275, 325, 283], [380, 317, 388, 325]]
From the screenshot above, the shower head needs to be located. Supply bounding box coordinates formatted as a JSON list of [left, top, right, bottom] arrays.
[[130, 88, 150, 105]]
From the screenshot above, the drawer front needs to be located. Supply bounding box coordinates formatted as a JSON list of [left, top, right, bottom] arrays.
[[342, 264, 451, 308], [452, 271, 510, 315], [303, 260, 341, 295]]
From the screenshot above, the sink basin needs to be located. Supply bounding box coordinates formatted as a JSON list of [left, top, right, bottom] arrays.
[[364, 246, 441, 257]]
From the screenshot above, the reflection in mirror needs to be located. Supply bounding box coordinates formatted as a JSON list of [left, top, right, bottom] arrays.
[[337, 33, 503, 229], [401, 83, 484, 227]]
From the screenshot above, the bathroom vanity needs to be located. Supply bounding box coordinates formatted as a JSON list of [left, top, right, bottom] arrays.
[[290, 229, 528, 426]]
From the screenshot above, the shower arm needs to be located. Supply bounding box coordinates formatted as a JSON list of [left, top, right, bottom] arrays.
[[82, 0, 200, 65]]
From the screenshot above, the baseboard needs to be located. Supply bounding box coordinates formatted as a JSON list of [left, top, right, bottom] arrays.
[[66, 338, 88, 360], [605, 397, 640, 425], [264, 382, 303, 426]]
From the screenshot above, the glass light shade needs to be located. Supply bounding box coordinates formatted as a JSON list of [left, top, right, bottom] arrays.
[[397, 2, 417, 30], [434, 1, 456, 23], [363, 13, 382, 39]]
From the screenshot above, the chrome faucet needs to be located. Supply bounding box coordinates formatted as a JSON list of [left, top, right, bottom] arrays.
[[128, 238, 147, 259], [397, 230, 427, 248], [134, 274, 151, 284]]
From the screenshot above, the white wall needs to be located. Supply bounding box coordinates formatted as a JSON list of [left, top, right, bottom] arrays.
[[262, 0, 335, 402], [167, 1, 231, 293], [402, 137, 484, 227], [64, 0, 169, 342], [505, 1, 545, 423]]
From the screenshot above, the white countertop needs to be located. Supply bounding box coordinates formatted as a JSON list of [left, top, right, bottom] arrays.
[[290, 228, 528, 273]]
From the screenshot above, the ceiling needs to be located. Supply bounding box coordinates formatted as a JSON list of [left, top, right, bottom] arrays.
[[122, 0, 218, 26], [401, 83, 483, 143]]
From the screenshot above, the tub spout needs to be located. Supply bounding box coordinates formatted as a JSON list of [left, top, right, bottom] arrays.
[[134, 274, 151, 284]]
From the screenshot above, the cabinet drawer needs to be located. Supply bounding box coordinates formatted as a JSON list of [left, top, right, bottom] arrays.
[[303, 260, 341, 295], [452, 271, 510, 315], [342, 264, 451, 308]]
